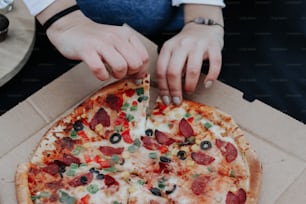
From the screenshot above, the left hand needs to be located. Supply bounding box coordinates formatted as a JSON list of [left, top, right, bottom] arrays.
[[156, 23, 224, 105]]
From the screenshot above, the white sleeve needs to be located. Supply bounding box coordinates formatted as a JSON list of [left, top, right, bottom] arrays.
[[172, 0, 225, 8], [23, 0, 55, 16]]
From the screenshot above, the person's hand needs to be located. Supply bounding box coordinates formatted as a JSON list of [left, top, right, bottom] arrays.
[[156, 23, 224, 105], [46, 11, 149, 81]]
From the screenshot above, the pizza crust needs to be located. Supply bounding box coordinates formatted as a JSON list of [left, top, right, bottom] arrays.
[[15, 75, 262, 203], [211, 106, 263, 203], [177, 99, 263, 203], [244, 149, 262, 204], [15, 163, 33, 204]]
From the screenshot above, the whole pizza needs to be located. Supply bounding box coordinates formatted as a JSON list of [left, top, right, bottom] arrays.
[[15, 74, 262, 204]]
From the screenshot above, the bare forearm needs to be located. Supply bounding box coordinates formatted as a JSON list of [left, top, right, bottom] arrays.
[[184, 4, 224, 26]]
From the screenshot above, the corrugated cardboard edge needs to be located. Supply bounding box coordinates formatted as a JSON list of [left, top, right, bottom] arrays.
[[1, 25, 306, 203]]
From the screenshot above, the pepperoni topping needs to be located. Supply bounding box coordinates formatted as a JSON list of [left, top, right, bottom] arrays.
[[125, 89, 135, 97], [104, 175, 119, 187], [49, 193, 60, 202], [99, 146, 124, 156], [191, 175, 210, 195], [141, 136, 161, 150], [90, 108, 111, 129], [68, 172, 93, 187], [179, 118, 194, 138], [42, 163, 59, 176], [191, 151, 215, 165], [106, 94, 123, 112], [60, 137, 75, 150], [155, 130, 175, 145], [62, 153, 81, 165], [226, 188, 247, 204], [215, 139, 238, 163], [45, 180, 63, 190], [158, 162, 170, 173]]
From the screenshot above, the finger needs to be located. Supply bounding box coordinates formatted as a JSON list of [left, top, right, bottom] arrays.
[[132, 59, 148, 79], [156, 45, 172, 105], [167, 49, 188, 105], [97, 47, 128, 79], [129, 35, 149, 78], [82, 51, 110, 81], [184, 48, 204, 93], [204, 47, 222, 88], [114, 39, 143, 75], [129, 35, 149, 64]]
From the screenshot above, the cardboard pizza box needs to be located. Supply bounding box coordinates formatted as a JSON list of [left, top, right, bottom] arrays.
[[0, 25, 306, 204]]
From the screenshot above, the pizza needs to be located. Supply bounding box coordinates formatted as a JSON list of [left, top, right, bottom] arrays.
[[15, 74, 262, 204]]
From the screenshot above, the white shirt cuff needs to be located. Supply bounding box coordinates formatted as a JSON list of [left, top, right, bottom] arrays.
[[23, 0, 55, 16], [172, 0, 225, 8]]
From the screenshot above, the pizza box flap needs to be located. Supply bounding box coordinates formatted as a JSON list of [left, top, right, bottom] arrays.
[[0, 25, 306, 204]]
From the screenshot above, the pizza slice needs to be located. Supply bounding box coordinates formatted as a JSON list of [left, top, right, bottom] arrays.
[[16, 162, 132, 204], [146, 97, 262, 204], [76, 74, 150, 142], [30, 74, 150, 164]]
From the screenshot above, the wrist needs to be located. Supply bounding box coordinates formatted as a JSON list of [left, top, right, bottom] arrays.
[[42, 5, 80, 32], [36, 0, 77, 25], [184, 4, 224, 26], [185, 17, 224, 28]]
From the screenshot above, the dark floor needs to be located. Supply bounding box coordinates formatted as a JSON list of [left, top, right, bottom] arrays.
[[1, 1, 306, 124]]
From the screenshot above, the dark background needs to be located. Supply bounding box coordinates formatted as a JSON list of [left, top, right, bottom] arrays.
[[0, 0, 305, 124]]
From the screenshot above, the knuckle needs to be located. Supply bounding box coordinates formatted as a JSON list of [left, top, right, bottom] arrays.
[[156, 69, 166, 80], [167, 68, 179, 79], [187, 69, 199, 78], [116, 64, 128, 73], [130, 60, 143, 70]]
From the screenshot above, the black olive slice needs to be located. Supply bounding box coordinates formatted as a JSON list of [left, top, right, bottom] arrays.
[[137, 96, 143, 103], [58, 165, 66, 173], [166, 184, 177, 195], [89, 167, 99, 174], [160, 156, 171, 163], [110, 133, 122, 144], [150, 187, 162, 196], [119, 158, 125, 165], [80, 176, 88, 184], [73, 120, 84, 131], [96, 173, 105, 180], [145, 129, 153, 136], [177, 150, 187, 160], [200, 140, 212, 150]]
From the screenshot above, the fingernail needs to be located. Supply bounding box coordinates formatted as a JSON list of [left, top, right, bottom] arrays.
[[172, 96, 181, 105], [205, 80, 213, 89], [135, 79, 142, 85], [162, 96, 170, 105]]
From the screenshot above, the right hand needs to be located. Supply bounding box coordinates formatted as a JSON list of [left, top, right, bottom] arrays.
[[46, 11, 149, 81]]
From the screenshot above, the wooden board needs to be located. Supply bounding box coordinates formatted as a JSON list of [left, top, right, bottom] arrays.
[[0, 0, 35, 87]]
